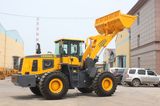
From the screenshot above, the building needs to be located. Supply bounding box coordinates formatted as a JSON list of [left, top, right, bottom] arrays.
[[103, 48, 116, 70], [0, 24, 24, 70], [115, 29, 130, 68], [128, 0, 160, 74]]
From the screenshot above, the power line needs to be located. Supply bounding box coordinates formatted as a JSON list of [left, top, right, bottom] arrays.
[[0, 12, 96, 20]]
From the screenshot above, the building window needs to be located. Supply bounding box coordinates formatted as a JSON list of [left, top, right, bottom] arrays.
[[138, 57, 141, 68], [13, 56, 19, 70], [117, 56, 126, 68], [109, 51, 115, 68], [137, 34, 140, 47], [137, 12, 140, 25]]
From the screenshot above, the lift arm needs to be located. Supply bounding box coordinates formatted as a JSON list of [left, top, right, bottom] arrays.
[[82, 11, 137, 65]]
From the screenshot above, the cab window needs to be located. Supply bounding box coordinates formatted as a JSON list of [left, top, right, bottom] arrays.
[[43, 59, 54, 70], [79, 42, 84, 56], [71, 43, 78, 55], [62, 43, 68, 55], [55, 43, 60, 55]]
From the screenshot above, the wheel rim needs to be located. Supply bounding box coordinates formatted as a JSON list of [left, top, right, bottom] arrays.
[[49, 78, 63, 93], [102, 77, 113, 91], [133, 80, 139, 86]]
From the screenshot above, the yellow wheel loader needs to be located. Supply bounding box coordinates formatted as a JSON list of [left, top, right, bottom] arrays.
[[11, 11, 136, 99]]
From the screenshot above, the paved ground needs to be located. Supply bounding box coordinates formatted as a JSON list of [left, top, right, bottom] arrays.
[[0, 78, 160, 106]]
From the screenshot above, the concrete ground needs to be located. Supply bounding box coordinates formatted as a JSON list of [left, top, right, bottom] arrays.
[[0, 78, 160, 106]]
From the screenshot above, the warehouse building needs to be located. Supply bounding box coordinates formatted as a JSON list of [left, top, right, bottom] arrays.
[[0, 24, 24, 71], [129, 0, 160, 74]]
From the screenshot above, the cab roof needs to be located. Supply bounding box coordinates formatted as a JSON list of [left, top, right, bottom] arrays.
[[55, 38, 84, 43]]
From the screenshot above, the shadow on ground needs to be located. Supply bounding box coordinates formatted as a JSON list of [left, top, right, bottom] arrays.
[[11, 92, 100, 100], [11, 95, 43, 100], [122, 84, 160, 88]]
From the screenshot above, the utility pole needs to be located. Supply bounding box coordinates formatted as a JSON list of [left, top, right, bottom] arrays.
[[36, 17, 41, 54]]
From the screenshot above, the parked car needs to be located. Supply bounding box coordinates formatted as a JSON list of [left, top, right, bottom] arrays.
[[109, 68, 126, 84], [122, 68, 160, 87]]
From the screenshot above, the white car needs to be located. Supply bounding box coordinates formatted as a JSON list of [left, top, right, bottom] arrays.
[[122, 68, 160, 87], [109, 67, 126, 74]]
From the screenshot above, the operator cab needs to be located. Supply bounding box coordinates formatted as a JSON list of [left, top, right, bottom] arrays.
[[54, 39, 84, 61]]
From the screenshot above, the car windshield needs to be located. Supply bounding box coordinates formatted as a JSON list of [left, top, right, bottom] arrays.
[[110, 69, 117, 73], [117, 69, 125, 74]]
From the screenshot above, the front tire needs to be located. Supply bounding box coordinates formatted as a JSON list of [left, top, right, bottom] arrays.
[[78, 88, 93, 93], [39, 72, 69, 100], [93, 72, 117, 96], [132, 79, 140, 87], [30, 86, 42, 96]]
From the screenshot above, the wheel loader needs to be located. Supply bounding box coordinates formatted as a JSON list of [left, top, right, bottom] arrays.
[[11, 11, 136, 99]]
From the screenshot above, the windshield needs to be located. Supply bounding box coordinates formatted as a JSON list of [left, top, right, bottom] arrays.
[[55, 43, 60, 55], [71, 43, 78, 55], [117, 69, 125, 74], [79, 42, 84, 56]]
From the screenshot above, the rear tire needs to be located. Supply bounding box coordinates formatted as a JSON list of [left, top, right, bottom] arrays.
[[30, 86, 42, 96], [78, 88, 93, 93], [93, 72, 117, 96], [132, 79, 140, 87], [39, 72, 69, 100], [154, 84, 159, 87]]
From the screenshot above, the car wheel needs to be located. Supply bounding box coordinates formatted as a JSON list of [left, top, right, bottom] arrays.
[[132, 79, 140, 87], [154, 84, 159, 87]]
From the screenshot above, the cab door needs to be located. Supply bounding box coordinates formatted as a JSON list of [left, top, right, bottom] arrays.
[[70, 42, 81, 66]]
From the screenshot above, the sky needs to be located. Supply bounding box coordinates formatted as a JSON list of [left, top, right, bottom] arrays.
[[0, 0, 138, 62]]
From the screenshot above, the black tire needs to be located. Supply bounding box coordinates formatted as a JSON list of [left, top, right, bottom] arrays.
[[93, 72, 117, 97], [132, 79, 140, 87], [78, 88, 93, 93], [39, 72, 69, 100], [154, 84, 159, 87], [30, 86, 42, 96]]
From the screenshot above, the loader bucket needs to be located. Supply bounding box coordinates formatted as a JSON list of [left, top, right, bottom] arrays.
[[95, 10, 137, 35]]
